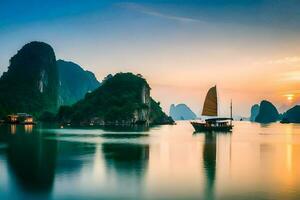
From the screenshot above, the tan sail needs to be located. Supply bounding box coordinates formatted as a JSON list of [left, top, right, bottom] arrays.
[[202, 86, 218, 116]]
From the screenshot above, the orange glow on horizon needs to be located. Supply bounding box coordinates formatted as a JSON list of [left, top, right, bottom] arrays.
[[285, 94, 294, 102]]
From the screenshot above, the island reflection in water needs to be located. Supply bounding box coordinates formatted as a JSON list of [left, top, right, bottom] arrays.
[[0, 121, 300, 199]]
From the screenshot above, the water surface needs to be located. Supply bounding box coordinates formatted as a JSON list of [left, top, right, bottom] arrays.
[[0, 121, 300, 200]]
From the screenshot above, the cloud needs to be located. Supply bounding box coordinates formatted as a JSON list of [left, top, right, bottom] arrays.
[[267, 56, 300, 65], [253, 56, 300, 66], [281, 70, 300, 81], [117, 2, 206, 24]]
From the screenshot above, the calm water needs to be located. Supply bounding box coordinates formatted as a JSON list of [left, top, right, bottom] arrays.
[[0, 121, 300, 200]]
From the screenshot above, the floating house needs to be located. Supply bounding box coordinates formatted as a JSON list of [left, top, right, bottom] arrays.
[[6, 113, 35, 124]]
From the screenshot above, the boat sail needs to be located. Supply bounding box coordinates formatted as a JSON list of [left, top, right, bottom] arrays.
[[191, 86, 233, 132], [202, 86, 218, 116]]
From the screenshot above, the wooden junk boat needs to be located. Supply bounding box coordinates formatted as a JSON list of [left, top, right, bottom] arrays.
[[191, 86, 233, 132]]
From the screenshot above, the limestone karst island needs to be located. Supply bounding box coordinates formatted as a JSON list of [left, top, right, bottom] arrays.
[[0, 42, 173, 126]]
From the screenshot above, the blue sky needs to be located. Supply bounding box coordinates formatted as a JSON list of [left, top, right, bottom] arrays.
[[1, 0, 300, 116], [2, 0, 299, 30]]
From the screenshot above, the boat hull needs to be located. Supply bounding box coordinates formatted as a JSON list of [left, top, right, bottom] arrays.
[[191, 122, 233, 132]]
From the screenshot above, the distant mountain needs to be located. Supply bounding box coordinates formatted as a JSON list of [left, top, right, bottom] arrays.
[[57, 60, 100, 106], [57, 73, 174, 125], [250, 104, 260, 122], [282, 105, 300, 123], [169, 104, 197, 120], [255, 100, 279, 123], [0, 41, 59, 117]]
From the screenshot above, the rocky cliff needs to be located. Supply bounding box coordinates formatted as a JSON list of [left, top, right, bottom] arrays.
[[282, 105, 300, 123], [57, 60, 100, 106], [255, 100, 279, 123], [0, 41, 59, 117], [169, 104, 197, 120], [57, 72, 174, 125], [250, 104, 260, 122]]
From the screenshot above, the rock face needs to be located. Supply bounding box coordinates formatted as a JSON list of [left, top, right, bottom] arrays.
[[250, 104, 260, 122], [169, 104, 197, 120], [57, 72, 174, 125], [57, 60, 100, 106], [0, 41, 59, 117], [255, 100, 279, 123], [282, 105, 300, 123]]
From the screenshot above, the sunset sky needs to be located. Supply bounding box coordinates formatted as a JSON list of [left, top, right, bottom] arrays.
[[1, 0, 300, 117]]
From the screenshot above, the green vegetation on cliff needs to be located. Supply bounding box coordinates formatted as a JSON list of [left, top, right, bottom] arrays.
[[149, 99, 174, 124], [57, 73, 173, 125], [0, 41, 59, 117]]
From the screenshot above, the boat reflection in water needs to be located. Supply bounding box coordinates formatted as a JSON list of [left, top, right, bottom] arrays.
[[194, 131, 232, 200], [202, 133, 217, 199]]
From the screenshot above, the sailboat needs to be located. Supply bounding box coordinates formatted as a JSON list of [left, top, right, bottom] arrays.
[[191, 86, 233, 132]]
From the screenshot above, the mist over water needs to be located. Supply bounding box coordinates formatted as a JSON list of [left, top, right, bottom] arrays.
[[0, 121, 300, 200]]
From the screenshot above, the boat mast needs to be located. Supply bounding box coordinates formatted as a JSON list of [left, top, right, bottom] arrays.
[[230, 99, 233, 125]]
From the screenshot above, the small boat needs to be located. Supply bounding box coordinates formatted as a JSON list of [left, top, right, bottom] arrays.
[[191, 86, 233, 132]]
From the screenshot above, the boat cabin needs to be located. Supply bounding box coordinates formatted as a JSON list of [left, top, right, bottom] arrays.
[[205, 118, 233, 127]]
